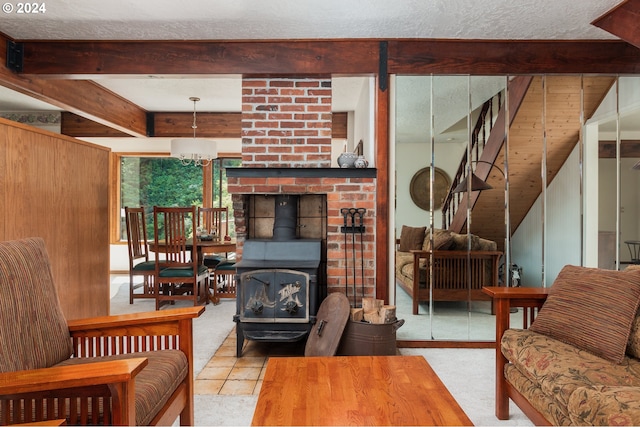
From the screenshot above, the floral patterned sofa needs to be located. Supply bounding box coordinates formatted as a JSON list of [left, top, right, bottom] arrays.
[[395, 226, 502, 315], [500, 265, 640, 426]]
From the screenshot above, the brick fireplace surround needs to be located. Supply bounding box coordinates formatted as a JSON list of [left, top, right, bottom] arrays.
[[227, 76, 377, 299]]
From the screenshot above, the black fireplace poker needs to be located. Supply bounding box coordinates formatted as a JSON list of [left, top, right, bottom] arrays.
[[340, 207, 366, 307]]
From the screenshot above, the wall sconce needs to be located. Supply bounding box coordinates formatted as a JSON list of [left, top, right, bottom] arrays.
[[452, 160, 504, 193]]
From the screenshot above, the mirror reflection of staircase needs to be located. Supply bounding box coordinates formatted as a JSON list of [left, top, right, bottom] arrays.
[[443, 76, 616, 252]]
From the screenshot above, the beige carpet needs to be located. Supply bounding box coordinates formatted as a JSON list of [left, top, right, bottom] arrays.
[[111, 276, 533, 426]]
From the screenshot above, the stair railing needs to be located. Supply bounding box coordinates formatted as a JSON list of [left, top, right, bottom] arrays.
[[441, 93, 501, 229]]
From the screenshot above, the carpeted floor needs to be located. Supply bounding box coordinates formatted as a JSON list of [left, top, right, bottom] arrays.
[[111, 276, 533, 426]]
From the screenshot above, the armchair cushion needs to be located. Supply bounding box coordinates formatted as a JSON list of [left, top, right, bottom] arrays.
[[0, 237, 72, 372], [57, 349, 188, 426]]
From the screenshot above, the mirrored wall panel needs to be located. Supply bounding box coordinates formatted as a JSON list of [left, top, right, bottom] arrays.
[[393, 74, 639, 342]]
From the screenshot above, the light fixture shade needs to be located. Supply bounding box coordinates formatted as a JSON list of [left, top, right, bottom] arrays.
[[452, 172, 494, 193], [170, 138, 218, 165]]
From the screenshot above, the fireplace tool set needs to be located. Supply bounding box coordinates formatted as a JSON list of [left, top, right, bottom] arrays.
[[340, 207, 366, 308]]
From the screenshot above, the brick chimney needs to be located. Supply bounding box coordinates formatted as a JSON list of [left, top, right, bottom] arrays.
[[241, 77, 332, 167], [228, 76, 376, 299]]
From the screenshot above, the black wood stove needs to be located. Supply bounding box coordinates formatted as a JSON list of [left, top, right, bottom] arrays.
[[233, 195, 322, 356]]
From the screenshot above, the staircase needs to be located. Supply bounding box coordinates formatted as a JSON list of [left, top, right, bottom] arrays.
[[442, 76, 616, 252]]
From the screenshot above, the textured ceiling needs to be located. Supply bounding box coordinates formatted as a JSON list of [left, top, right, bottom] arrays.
[[0, 0, 632, 143], [0, 0, 621, 41]]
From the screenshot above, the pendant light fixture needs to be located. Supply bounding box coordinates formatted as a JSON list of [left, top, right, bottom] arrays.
[[170, 97, 218, 167]]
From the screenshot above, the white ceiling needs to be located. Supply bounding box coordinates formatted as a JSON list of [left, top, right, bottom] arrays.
[[0, 0, 632, 140], [0, 0, 621, 41]]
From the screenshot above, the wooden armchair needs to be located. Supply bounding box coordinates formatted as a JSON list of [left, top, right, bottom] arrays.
[[0, 237, 203, 426]]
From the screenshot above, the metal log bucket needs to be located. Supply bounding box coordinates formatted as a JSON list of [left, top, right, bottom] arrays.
[[337, 319, 404, 356]]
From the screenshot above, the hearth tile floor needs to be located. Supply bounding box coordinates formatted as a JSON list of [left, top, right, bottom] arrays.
[[195, 327, 305, 396]]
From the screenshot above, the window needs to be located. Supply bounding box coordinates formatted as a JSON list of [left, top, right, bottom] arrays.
[[211, 158, 242, 237], [114, 154, 240, 242]]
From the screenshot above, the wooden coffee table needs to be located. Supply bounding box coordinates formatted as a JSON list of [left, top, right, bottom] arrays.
[[251, 355, 473, 426]]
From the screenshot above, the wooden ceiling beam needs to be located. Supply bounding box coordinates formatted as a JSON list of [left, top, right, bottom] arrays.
[[0, 35, 147, 137], [388, 40, 640, 74], [61, 111, 349, 139], [18, 40, 380, 77], [12, 39, 640, 77], [592, 0, 640, 50], [599, 140, 640, 158]]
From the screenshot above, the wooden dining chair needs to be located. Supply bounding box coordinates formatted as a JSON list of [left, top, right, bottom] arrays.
[[197, 207, 231, 268], [197, 207, 236, 303], [153, 206, 209, 310], [124, 206, 156, 304]]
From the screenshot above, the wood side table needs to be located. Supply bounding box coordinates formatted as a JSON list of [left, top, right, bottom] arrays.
[[482, 286, 549, 420]]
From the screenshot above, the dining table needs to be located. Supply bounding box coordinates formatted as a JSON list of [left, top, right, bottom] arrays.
[[148, 237, 236, 266]]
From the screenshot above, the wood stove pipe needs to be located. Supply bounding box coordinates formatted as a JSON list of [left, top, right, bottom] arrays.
[[273, 194, 299, 241]]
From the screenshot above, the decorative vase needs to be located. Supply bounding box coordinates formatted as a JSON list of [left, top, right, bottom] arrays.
[[337, 152, 358, 168], [354, 155, 368, 168]]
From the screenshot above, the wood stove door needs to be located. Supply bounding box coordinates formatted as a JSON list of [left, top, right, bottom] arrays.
[[240, 269, 310, 322]]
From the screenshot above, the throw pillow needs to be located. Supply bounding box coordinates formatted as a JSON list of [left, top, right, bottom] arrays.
[[422, 228, 454, 251], [530, 265, 640, 364], [398, 225, 426, 252]]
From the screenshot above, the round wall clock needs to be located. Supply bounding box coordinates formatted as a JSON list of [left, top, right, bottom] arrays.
[[409, 167, 451, 211]]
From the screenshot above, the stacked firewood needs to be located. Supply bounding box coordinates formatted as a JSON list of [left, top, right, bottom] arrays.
[[349, 297, 396, 324]]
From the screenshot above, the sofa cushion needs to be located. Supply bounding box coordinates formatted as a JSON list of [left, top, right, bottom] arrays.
[[502, 329, 640, 409], [567, 385, 640, 426], [398, 225, 426, 252], [504, 363, 570, 426], [529, 265, 640, 364], [422, 228, 454, 251], [449, 232, 474, 250]]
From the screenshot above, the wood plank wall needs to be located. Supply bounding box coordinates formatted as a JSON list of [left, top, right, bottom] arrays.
[[0, 118, 110, 320]]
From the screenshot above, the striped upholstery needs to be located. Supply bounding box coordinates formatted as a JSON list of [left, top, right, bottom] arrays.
[[0, 237, 191, 426], [530, 265, 640, 364], [0, 237, 72, 372], [57, 350, 188, 426]]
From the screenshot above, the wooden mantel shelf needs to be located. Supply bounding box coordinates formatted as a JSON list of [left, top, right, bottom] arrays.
[[226, 167, 377, 179]]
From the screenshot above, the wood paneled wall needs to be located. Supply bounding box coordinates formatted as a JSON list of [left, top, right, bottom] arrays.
[[0, 118, 110, 320]]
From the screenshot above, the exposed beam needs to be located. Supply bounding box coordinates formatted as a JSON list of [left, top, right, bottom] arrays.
[[61, 112, 130, 137], [61, 111, 349, 139], [13, 39, 640, 77], [0, 36, 147, 137], [388, 40, 640, 74], [592, 0, 640, 50], [19, 40, 380, 77], [6, 38, 640, 141], [599, 140, 640, 158], [153, 112, 240, 138]]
